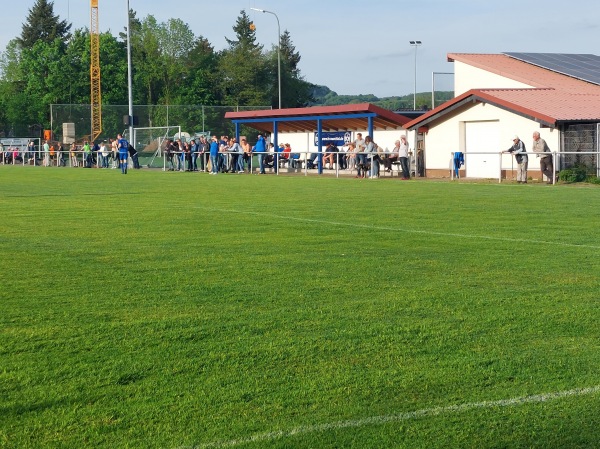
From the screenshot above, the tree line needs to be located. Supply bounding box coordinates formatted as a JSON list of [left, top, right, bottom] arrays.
[[311, 85, 454, 110], [0, 0, 453, 140], [0, 0, 312, 138]]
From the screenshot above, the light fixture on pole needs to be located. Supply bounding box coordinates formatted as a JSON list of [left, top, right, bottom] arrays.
[[251, 7, 281, 109], [409, 40, 422, 110], [126, 0, 133, 141]]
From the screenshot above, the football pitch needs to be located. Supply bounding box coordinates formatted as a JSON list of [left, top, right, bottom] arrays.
[[1, 167, 599, 448]]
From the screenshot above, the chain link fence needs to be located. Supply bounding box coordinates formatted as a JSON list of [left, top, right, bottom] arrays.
[[49, 104, 270, 143], [561, 123, 598, 175]]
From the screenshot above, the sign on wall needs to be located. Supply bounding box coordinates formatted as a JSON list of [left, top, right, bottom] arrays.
[[313, 131, 352, 147]]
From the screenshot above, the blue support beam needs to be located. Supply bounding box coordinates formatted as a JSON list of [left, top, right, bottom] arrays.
[[317, 119, 323, 174], [273, 120, 279, 174]]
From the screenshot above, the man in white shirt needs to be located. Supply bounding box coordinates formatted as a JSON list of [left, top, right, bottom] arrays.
[[398, 135, 410, 180], [43, 140, 50, 166]]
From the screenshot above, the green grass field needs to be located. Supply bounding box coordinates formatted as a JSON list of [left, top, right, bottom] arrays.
[[1, 167, 599, 449]]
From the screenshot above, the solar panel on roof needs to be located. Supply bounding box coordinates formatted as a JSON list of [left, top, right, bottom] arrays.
[[504, 52, 600, 86]]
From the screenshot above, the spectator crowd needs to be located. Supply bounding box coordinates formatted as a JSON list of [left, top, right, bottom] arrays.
[[2, 132, 412, 179]]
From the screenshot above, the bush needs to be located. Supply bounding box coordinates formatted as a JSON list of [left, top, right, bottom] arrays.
[[586, 175, 600, 185], [559, 165, 588, 183]]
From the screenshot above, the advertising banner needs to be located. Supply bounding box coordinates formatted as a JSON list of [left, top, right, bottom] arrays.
[[313, 131, 352, 147]]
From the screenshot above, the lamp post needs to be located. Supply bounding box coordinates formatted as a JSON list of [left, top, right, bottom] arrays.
[[126, 0, 133, 141], [409, 40, 422, 110], [251, 7, 281, 109]]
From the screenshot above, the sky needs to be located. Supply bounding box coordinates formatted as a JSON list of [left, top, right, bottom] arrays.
[[1, 0, 599, 98]]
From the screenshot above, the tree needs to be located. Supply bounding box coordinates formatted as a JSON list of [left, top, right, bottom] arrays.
[[0, 8, 342, 138], [157, 18, 196, 106], [129, 14, 164, 106], [0, 39, 22, 82], [17, 0, 71, 49], [10, 38, 67, 128], [280, 31, 301, 77], [97, 33, 128, 105], [172, 36, 218, 106], [218, 10, 270, 107], [225, 10, 263, 50], [8, 0, 73, 134], [276, 30, 312, 107], [0, 40, 26, 135], [126, 14, 197, 106]]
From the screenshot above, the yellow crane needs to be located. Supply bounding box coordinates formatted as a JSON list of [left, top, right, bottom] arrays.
[[90, 0, 102, 141]]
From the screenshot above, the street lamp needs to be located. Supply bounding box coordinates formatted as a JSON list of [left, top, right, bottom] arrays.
[[126, 0, 133, 140], [251, 7, 281, 109], [409, 40, 422, 110]]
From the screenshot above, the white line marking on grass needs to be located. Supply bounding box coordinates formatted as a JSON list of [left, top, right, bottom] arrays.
[[185, 385, 600, 449], [198, 208, 600, 250]]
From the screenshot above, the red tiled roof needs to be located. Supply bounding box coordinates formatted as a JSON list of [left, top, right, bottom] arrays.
[[225, 103, 411, 134], [478, 88, 600, 122], [406, 54, 600, 129], [447, 53, 600, 94]]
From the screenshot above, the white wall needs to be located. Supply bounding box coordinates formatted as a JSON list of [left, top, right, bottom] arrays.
[[454, 61, 534, 96], [277, 129, 414, 159], [422, 102, 560, 175]]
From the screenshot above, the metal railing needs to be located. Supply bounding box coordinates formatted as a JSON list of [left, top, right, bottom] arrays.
[[1, 148, 415, 179], [450, 150, 600, 184]]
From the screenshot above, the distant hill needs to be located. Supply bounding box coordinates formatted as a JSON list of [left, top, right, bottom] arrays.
[[309, 84, 453, 111]]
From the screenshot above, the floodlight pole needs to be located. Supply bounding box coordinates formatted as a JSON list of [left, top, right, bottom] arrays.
[[409, 40, 422, 110], [251, 7, 281, 109], [126, 0, 133, 141]]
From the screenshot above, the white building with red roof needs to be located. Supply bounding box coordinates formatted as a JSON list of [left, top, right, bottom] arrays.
[[405, 53, 600, 180]]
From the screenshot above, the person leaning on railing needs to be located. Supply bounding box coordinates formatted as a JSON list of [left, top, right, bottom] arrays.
[[240, 137, 251, 173], [209, 135, 220, 175], [165, 139, 175, 171], [345, 143, 357, 171], [70, 142, 79, 167], [111, 139, 118, 169], [82, 141, 92, 168], [253, 134, 267, 175], [362, 135, 379, 178], [198, 136, 208, 172], [323, 142, 339, 169], [227, 137, 244, 173], [57, 142, 65, 167], [505, 135, 528, 183], [354, 133, 367, 178], [532, 131, 553, 184], [27, 140, 36, 164]]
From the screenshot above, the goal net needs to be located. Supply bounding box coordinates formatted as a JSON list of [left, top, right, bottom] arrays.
[[132, 125, 181, 169]]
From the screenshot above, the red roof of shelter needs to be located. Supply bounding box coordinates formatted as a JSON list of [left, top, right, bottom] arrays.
[[406, 54, 600, 130], [225, 103, 412, 134]]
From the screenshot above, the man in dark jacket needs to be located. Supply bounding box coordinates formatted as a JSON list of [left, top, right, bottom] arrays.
[[507, 135, 528, 183], [128, 143, 141, 169]]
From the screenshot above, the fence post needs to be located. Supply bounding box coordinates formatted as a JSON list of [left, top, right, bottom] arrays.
[[498, 151, 502, 184], [552, 151, 556, 185]]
